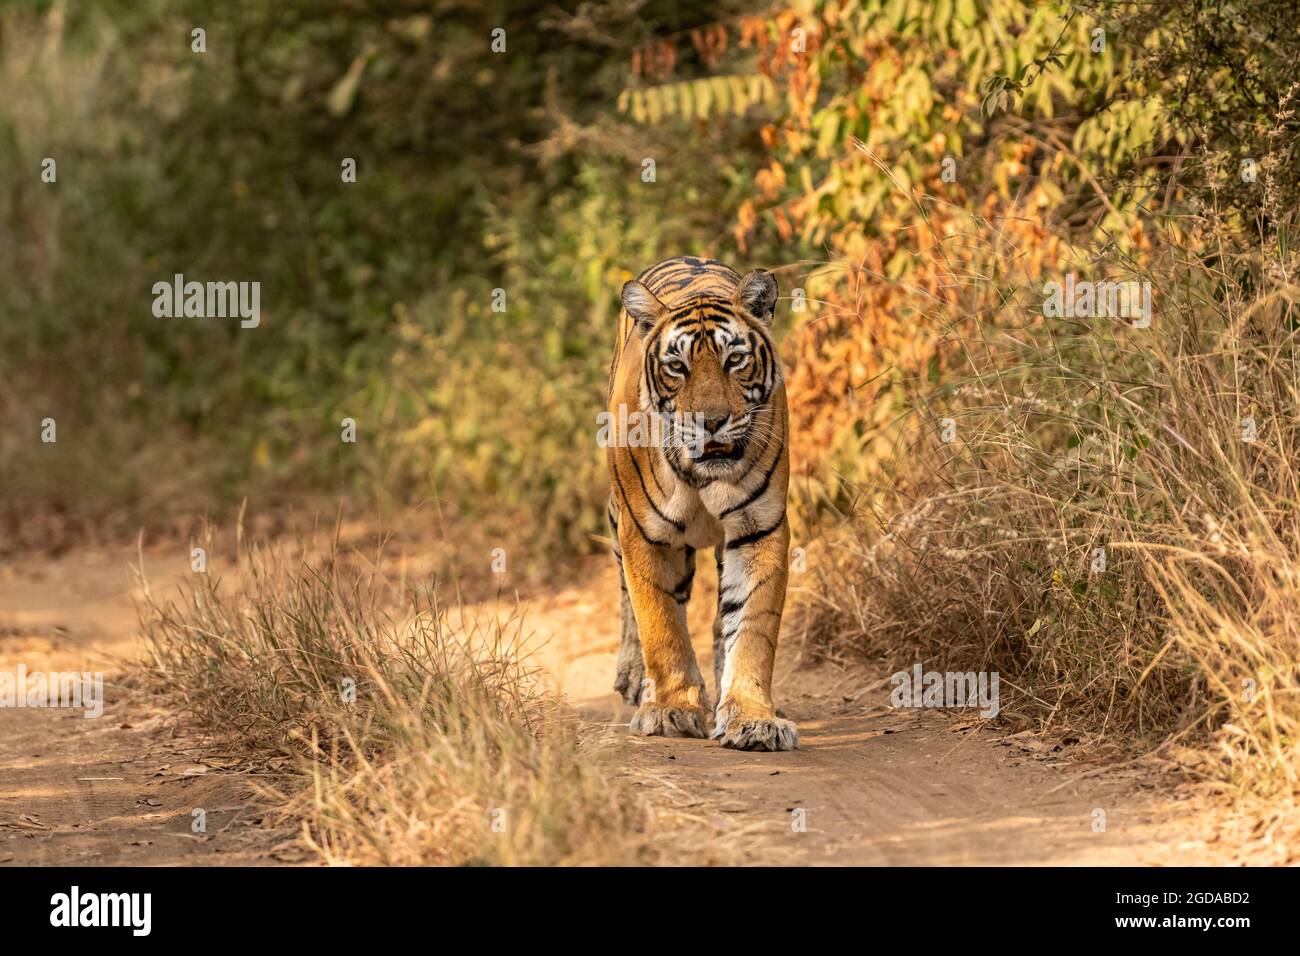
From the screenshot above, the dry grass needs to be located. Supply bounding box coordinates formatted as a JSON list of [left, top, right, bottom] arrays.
[[134, 531, 730, 866], [794, 212, 1300, 806]]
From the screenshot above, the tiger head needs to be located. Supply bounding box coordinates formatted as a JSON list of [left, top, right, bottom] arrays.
[[621, 269, 780, 479]]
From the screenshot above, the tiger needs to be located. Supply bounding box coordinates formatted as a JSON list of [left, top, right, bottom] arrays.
[[605, 255, 797, 752]]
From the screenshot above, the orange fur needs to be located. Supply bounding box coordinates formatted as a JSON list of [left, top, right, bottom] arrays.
[[606, 257, 797, 751]]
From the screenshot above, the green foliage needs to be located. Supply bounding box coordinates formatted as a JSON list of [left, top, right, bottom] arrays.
[[1, 0, 1294, 562], [1091, 0, 1300, 225], [0, 0, 754, 555], [618, 74, 779, 123]]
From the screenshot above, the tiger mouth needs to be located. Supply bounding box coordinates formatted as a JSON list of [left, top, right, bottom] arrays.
[[694, 440, 742, 462]]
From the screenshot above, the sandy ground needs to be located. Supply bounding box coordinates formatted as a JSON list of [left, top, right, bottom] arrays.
[[511, 562, 1283, 865], [0, 543, 1286, 866], [0, 546, 301, 866]]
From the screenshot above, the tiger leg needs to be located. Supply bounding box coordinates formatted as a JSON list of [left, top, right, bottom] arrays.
[[619, 527, 709, 738], [610, 502, 647, 705], [613, 565, 646, 705], [712, 516, 798, 751], [711, 547, 726, 701]]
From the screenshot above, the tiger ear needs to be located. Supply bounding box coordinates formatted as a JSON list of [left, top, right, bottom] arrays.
[[622, 280, 668, 335], [734, 269, 779, 326]]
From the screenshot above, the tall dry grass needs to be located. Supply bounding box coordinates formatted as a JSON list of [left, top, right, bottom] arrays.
[[795, 208, 1300, 800], [135, 533, 729, 865]]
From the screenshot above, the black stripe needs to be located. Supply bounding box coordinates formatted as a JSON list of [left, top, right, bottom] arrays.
[[714, 444, 761, 492], [646, 444, 668, 497], [725, 515, 785, 551], [674, 571, 695, 600], [629, 452, 684, 532], [674, 547, 696, 599], [721, 442, 785, 517], [719, 571, 773, 618], [612, 461, 672, 547]]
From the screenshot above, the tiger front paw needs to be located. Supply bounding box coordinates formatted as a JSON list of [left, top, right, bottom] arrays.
[[712, 700, 798, 751], [629, 701, 710, 739]]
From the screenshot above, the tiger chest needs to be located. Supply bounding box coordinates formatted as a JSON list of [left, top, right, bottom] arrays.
[[648, 483, 724, 550]]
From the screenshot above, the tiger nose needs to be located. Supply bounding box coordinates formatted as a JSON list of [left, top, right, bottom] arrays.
[[702, 414, 728, 433]]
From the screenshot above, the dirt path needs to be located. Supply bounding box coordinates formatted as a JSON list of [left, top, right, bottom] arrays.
[[0, 547, 298, 866], [516, 561, 1270, 866], [0, 544, 1275, 866]]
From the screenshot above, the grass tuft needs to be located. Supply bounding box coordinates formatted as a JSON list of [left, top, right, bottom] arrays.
[[135, 533, 728, 865], [794, 215, 1300, 800]]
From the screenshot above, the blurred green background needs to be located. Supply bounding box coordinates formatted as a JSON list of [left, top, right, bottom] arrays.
[[1, 0, 756, 555], [1, 0, 1294, 561]]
